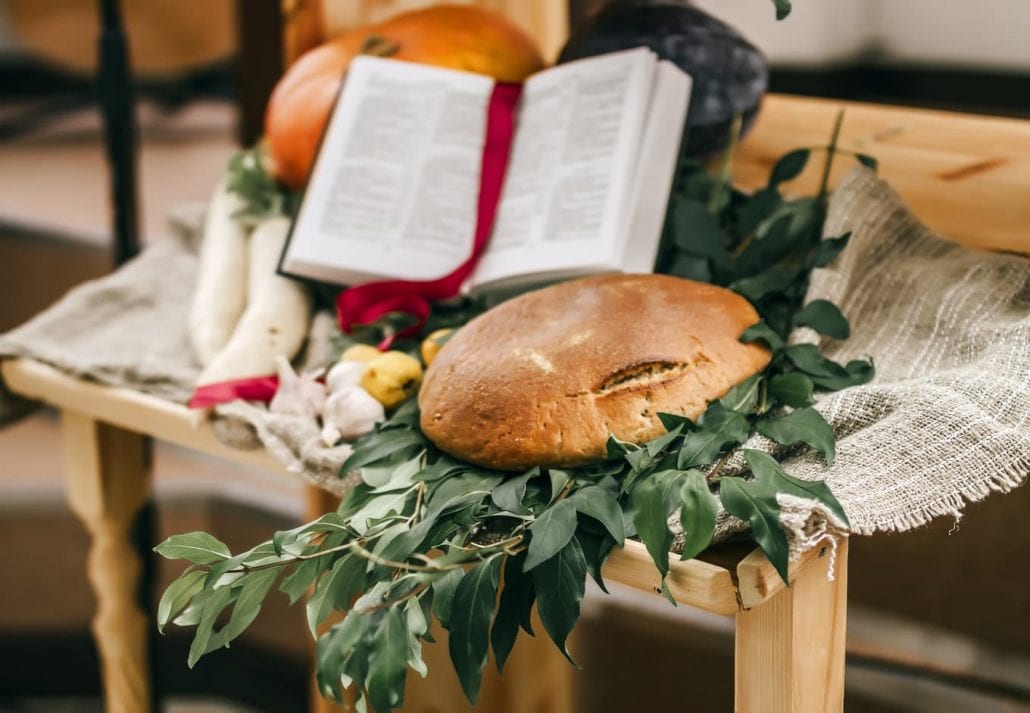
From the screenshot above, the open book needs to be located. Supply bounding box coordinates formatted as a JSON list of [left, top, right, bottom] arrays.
[[279, 48, 691, 293]]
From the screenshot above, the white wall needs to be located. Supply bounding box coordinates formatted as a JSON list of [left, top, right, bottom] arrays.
[[878, 0, 1030, 70], [693, 0, 1030, 71]]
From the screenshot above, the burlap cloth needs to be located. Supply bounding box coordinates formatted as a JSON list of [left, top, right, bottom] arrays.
[[2, 170, 1027, 555]]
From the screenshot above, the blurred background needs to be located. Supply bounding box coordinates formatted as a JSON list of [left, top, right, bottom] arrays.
[[1, 1, 1028, 711]]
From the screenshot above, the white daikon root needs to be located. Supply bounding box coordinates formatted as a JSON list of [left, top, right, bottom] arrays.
[[188, 178, 250, 366], [196, 216, 312, 386]]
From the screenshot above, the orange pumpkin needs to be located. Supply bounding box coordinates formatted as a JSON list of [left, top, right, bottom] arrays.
[[265, 4, 546, 190]]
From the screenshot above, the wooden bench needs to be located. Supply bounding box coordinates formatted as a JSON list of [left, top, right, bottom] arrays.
[[3, 94, 1028, 712]]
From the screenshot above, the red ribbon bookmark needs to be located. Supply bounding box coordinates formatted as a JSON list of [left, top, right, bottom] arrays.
[[189, 81, 522, 409], [336, 81, 523, 339]]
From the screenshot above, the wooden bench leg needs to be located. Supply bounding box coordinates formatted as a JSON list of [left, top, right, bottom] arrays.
[[734, 539, 848, 713], [62, 412, 153, 713]]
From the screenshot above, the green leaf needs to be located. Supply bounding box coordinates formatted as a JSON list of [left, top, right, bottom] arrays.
[[431, 568, 464, 629], [405, 597, 430, 677], [378, 491, 479, 564], [677, 403, 751, 469], [548, 469, 572, 502], [157, 569, 205, 633], [316, 612, 372, 701], [491, 552, 535, 673], [348, 489, 415, 534], [631, 470, 682, 577], [735, 214, 795, 276], [744, 450, 850, 527], [307, 554, 367, 635], [784, 344, 850, 379], [224, 568, 279, 643], [772, 0, 792, 20], [671, 197, 732, 269], [532, 538, 586, 662], [732, 261, 806, 303], [767, 372, 815, 408], [645, 424, 684, 457], [734, 187, 782, 238], [768, 148, 809, 186], [155, 532, 232, 565], [273, 513, 348, 556], [413, 457, 469, 483], [794, 299, 851, 339], [718, 476, 790, 583], [429, 472, 502, 510], [678, 470, 718, 561], [740, 321, 784, 352], [187, 586, 235, 667], [856, 153, 878, 171], [756, 407, 837, 465], [447, 557, 502, 704], [813, 232, 852, 268], [366, 607, 410, 713], [577, 529, 616, 593], [809, 358, 875, 391], [657, 412, 694, 431], [280, 557, 323, 605], [720, 374, 763, 413], [525, 499, 578, 571], [567, 486, 625, 545], [342, 430, 426, 473], [491, 469, 537, 513]]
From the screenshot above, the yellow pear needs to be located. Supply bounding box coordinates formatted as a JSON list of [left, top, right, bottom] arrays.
[[340, 343, 382, 363], [360, 351, 423, 409], [420, 328, 454, 367]]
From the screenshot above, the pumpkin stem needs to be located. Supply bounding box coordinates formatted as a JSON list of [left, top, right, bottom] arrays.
[[360, 35, 401, 57]]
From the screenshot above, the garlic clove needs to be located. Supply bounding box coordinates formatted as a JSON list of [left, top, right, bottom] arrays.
[[320, 385, 386, 446], [270, 355, 327, 418], [326, 360, 367, 394]]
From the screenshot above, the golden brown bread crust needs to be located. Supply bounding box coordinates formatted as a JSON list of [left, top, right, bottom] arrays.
[[419, 274, 770, 470]]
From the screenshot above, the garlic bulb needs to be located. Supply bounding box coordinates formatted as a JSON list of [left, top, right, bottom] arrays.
[[326, 359, 366, 393], [321, 385, 385, 446], [269, 355, 326, 418]]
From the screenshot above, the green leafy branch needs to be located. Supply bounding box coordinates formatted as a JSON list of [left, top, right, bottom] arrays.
[[157, 329, 870, 711]]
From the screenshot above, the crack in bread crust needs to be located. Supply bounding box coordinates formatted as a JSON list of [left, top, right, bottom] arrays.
[[594, 358, 709, 396]]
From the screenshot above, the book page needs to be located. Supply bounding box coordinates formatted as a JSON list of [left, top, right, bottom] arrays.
[[471, 48, 655, 289], [621, 60, 691, 273], [282, 56, 494, 285]]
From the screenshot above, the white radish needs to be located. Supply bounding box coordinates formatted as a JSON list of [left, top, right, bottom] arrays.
[[188, 178, 250, 366], [196, 216, 312, 386]]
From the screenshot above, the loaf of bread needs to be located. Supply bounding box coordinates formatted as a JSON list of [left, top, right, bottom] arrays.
[[419, 274, 770, 470]]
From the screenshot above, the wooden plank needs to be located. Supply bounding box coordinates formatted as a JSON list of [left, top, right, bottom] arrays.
[[2, 358, 282, 472], [734, 538, 849, 713], [603, 539, 740, 616], [734, 94, 1030, 255], [735, 540, 834, 610], [62, 413, 153, 713]]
